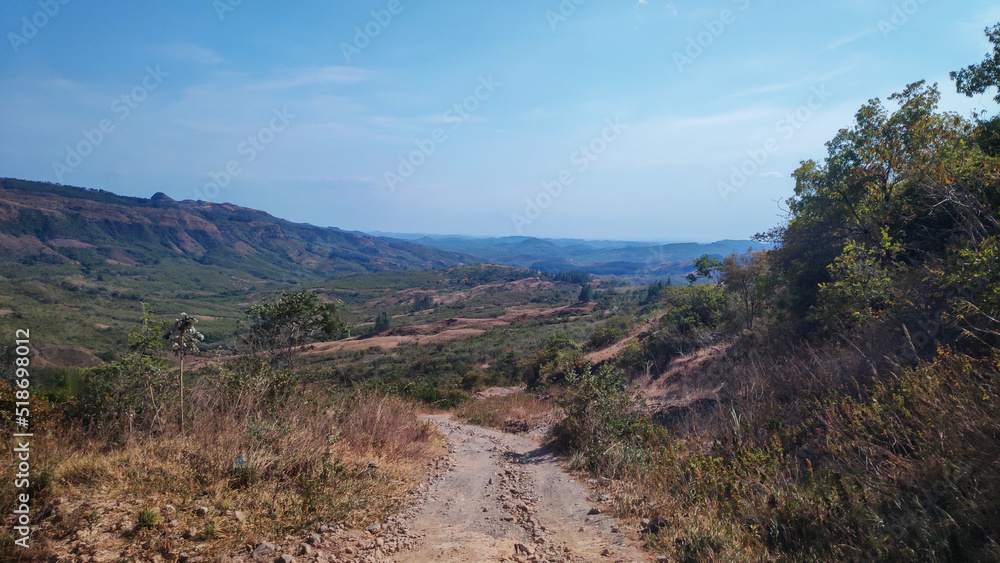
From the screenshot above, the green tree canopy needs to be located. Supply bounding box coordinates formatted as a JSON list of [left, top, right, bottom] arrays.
[[244, 291, 347, 370]]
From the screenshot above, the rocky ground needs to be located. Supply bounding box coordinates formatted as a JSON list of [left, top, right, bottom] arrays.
[[223, 415, 651, 563], [385, 415, 650, 563], [41, 415, 652, 563]]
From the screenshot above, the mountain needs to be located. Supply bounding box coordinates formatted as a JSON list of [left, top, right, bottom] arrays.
[[369, 233, 773, 281], [0, 178, 475, 281]]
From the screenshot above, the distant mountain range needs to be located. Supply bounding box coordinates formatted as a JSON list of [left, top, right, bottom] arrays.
[[366, 232, 772, 281], [0, 178, 474, 281], [0, 178, 769, 287]]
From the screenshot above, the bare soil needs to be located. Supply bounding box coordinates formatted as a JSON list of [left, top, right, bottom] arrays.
[[385, 415, 650, 563]]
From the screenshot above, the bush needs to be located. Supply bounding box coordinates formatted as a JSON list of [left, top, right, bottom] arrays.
[[525, 335, 582, 388], [549, 364, 653, 475], [586, 316, 633, 351]]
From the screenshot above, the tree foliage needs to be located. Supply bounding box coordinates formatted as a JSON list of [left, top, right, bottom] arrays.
[[721, 250, 773, 331], [75, 304, 173, 436], [951, 23, 1000, 105], [373, 311, 392, 334], [772, 79, 1000, 339], [243, 291, 347, 371]]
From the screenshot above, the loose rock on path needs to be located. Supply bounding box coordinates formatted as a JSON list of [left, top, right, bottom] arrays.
[[384, 415, 649, 563]]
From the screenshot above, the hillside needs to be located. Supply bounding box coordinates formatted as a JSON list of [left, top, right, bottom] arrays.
[[0, 178, 474, 280], [0, 178, 476, 364], [371, 232, 771, 280]]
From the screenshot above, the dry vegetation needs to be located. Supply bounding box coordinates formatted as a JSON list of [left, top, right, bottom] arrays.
[[454, 389, 559, 434], [0, 376, 442, 562]]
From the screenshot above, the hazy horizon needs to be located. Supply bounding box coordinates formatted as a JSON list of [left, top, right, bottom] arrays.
[[3, 1, 998, 242]]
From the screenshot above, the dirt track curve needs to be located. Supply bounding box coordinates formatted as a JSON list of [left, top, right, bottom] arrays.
[[388, 415, 650, 563]]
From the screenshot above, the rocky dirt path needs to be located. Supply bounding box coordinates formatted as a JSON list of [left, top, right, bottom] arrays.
[[385, 415, 650, 563]]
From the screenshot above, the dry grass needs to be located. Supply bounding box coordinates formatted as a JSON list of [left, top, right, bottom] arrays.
[[558, 341, 1000, 561], [0, 378, 442, 562], [455, 390, 559, 433]]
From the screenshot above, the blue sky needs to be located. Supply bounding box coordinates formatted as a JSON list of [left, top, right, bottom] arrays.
[[2, 0, 998, 242]]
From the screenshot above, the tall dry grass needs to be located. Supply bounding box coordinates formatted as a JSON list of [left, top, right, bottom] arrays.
[[0, 367, 442, 562], [555, 332, 1000, 561], [455, 390, 558, 433]]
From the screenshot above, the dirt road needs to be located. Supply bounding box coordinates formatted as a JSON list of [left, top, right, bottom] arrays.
[[387, 415, 650, 563]]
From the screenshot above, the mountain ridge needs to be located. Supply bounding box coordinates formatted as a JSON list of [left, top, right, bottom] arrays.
[[0, 178, 475, 279]]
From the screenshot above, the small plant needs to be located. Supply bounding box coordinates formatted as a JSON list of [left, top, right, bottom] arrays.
[[135, 508, 160, 530], [82, 509, 100, 532], [203, 521, 217, 540]]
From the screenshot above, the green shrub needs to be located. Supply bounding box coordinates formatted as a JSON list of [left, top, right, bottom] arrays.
[[549, 364, 653, 475], [526, 335, 582, 388], [135, 508, 159, 530]]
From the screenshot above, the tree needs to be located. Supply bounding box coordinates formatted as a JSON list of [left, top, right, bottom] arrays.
[[129, 302, 167, 355], [373, 311, 392, 334], [578, 283, 593, 303], [412, 293, 434, 312], [773, 81, 988, 324], [244, 291, 347, 370], [164, 313, 203, 436], [527, 335, 583, 388], [644, 279, 668, 303], [75, 305, 173, 437], [721, 251, 773, 331], [690, 254, 723, 284], [951, 23, 1000, 105]]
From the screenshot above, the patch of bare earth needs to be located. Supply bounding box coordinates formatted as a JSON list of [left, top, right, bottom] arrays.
[[583, 316, 662, 366], [637, 343, 731, 416], [185, 303, 596, 370], [382, 415, 651, 563], [31, 342, 104, 368]]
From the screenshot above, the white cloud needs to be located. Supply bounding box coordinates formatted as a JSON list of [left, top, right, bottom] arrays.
[[820, 28, 876, 52], [247, 66, 376, 90], [729, 67, 855, 98]]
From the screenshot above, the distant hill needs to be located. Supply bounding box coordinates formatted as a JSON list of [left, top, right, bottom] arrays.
[[369, 233, 773, 281], [0, 178, 475, 281]]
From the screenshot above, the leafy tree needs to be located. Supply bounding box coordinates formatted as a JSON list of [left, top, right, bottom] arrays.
[[373, 311, 392, 334], [578, 283, 593, 303], [644, 279, 668, 304], [951, 23, 1000, 105], [244, 291, 347, 370], [721, 251, 773, 331], [527, 335, 582, 388], [164, 313, 203, 435], [129, 302, 167, 355], [814, 233, 898, 329], [553, 271, 591, 284], [412, 293, 434, 312], [773, 81, 998, 327], [688, 254, 723, 285], [76, 305, 172, 436]]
